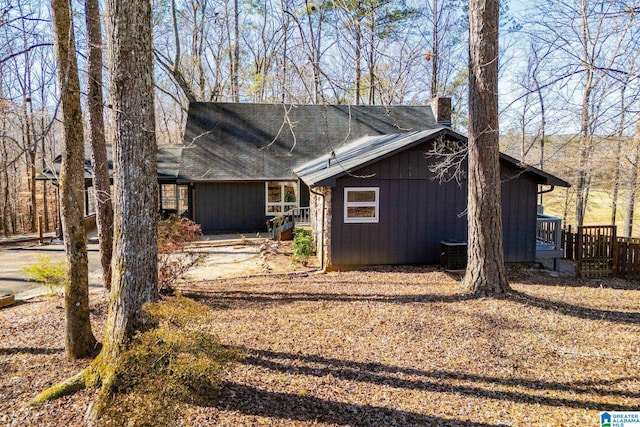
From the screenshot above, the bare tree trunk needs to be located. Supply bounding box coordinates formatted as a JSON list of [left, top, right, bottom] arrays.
[[623, 118, 640, 237], [430, 0, 439, 97], [11, 155, 18, 234], [166, 0, 198, 103], [29, 145, 37, 232], [574, 0, 597, 228], [462, 0, 509, 296], [105, 0, 158, 360], [611, 84, 627, 226], [354, 24, 362, 105], [38, 62, 51, 232], [1, 100, 12, 236], [20, 101, 37, 232], [191, 0, 207, 100], [51, 0, 98, 359], [304, 0, 322, 103], [85, 0, 114, 289], [40, 134, 50, 232], [368, 23, 375, 105], [622, 149, 638, 238], [89, 0, 159, 418], [532, 58, 546, 205], [280, 0, 290, 103], [575, 73, 593, 227], [230, 0, 240, 102]]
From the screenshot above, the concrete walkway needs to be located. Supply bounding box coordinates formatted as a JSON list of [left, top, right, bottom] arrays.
[[0, 233, 267, 301]]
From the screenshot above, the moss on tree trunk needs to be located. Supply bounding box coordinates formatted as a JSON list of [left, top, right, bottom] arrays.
[[30, 0, 159, 421], [51, 0, 98, 359]]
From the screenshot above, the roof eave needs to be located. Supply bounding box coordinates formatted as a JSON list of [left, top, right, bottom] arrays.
[[498, 153, 571, 188], [296, 127, 465, 187]]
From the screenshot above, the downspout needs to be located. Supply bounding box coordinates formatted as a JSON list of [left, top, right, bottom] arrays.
[[309, 186, 326, 272], [537, 185, 555, 195]]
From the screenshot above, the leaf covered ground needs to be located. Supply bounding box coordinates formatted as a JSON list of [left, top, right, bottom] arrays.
[[2, 266, 639, 426]]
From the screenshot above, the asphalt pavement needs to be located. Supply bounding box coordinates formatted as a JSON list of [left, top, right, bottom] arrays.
[[0, 234, 264, 301], [0, 241, 103, 300]]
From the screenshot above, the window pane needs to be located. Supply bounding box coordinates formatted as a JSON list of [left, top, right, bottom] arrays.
[[268, 205, 282, 213], [347, 190, 376, 203], [178, 186, 189, 214], [347, 206, 376, 218], [178, 186, 188, 200], [268, 182, 282, 203], [161, 184, 177, 209], [285, 204, 297, 213], [284, 183, 297, 202]]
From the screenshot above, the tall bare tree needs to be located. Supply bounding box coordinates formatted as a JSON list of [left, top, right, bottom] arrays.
[[0, 93, 13, 236], [51, 0, 98, 359], [231, 0, 240, 101], [154, 0, 199, 105], [89, 0, 159, 418], [463, 0, 509, 295], [29, 0, 159, 416], [85, 0, 113, 289], [623, 118, 640, 237], [529, 0, 634, 226], [611, 83, 628, 226]]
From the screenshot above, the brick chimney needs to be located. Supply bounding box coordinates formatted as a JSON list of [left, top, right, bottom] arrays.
[[429, 97, 451, 127]]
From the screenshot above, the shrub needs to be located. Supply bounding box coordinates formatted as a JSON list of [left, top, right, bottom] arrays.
[[157, 216, 204, 294], [292, 228, 314, 265], [21, 255, 66, 295], [101, 296, 243, 427], [158, 215, 202, 253]]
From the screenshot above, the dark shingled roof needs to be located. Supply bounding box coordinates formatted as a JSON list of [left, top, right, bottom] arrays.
[[179, 102, 437, 181], [295, 129, 445, 186], [39, 145, 182, 182], [295, 129, 571, 188]]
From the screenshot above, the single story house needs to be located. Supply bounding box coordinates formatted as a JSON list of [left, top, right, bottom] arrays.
[[42, 99, 569, 270], [177, 100, 569, 270]]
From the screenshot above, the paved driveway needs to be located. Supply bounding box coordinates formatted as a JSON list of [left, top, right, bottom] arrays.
[[0, 242, 103, 299], [0, 237, 295, 300]]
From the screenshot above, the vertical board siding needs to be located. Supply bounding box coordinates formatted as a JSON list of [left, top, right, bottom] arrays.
[[330, 144, 539, 267], [194, 182, 266, 232], [501, 173, 537, 262], [332, 175, 468, 266]]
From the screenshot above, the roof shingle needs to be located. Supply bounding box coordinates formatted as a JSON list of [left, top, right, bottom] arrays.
[[179, 103, 437, 181]]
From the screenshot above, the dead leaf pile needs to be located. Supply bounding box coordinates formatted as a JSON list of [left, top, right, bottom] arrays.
[[2, 266, 639, 426]]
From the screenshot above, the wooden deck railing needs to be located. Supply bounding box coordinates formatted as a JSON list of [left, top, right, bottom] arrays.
[[536, 215, 562, 250]]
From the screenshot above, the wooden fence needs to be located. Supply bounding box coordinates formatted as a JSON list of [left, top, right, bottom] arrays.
[[561, 225, 577, 260], [562, 225, 640, 280], [576, 225, 616, 278], [616, 237, 640, 280]]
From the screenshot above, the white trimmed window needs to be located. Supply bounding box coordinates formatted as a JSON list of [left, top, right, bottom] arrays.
[[344, 187, 379, 223], [266, 181, 298, 216]]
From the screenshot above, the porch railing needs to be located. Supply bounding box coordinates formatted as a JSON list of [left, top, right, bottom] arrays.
[[536, 214, 562, 251], [289, 206, 310, 224]]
